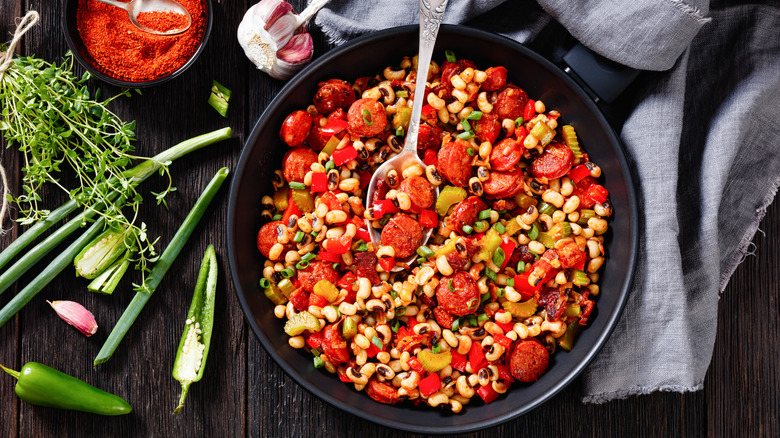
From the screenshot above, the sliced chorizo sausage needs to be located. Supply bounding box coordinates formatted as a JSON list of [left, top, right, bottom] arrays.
[[280, 110, 312, 147], [474, 112, 500, 145], [507, 244, 535, 270], [355, 252, 381, 285], [489, 138, 523, 171], [297, 260, 341, 293], [306, 115, 330, 151], [433, 307, 454, 330], [380, 214, 423, 259], [347, 98, 388, 138], [436, 271, 480, 316], [416, 123, 444, 155], [510, 339, 550, 382], [366, 379, 400, 405], [483, 167, 524, 199], [531, 143, 574, 180], [257, 221, 295, 260], [321, 323, 350, 365], [282, 146, 318, 183], [481, 66, 507, 92], [496, 87, 529, 121], [313, 79, 356, 114], [398, 176, 435, 212], [445, 196, 487, 234], [436, 138, 473, 187], [441, 59, 477, 87]]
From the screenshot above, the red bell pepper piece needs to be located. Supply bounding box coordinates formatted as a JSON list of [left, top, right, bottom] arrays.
[[407, 356, 425, 374], [281, 195, 302, 225], [325, 235, 352, 254], [423, 148, 438, 166], [495, 364, 515, 383], [421, 104, 437, 122], [498, 240, 516, 270], [494, 311, 515, 333], [321, 118, 348, 136], [373, 199, 398, 217], [523, 99, 536, 122], [468, 341, 485, 371], [355, 227, 371, 243], [366, 342, 382, 358], [332, 145, 358, 166], [397, 326, 410, 341], [318, 251, 341, 263], [586, 184, 609, 204], [450, 350, 468, 372], [310, 172, 328, 192], [568, 164, 591, 183], [337, 272, 357, 290], [573, 251, 587, 271], [514, 126, 527, 143], [513, 272, 539, 301], [418, 209, 438, 229], [493, 333, 513, 350], [418, 373, 441, 397], [476, 383, 500, 404], [308, 293, 329, 309], [378, 257, 395, 272], [306, 330, 323, 349], [319, 191, 344, 212]]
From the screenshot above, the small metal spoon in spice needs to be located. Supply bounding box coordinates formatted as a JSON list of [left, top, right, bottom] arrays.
[[93, 0, 192, 35]]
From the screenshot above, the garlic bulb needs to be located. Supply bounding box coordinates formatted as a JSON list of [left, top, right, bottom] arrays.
[[237, 0, 329, 80]]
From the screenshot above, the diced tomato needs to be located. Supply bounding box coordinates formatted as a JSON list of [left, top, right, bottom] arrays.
[[495, 364, 515, 383], [476, 383, 500, 404], [325, 235, 352, 254], [308, 293, 329, 308], [493, 333, 513, 350], [311, 172, 328, 192], [373, 199, 398, 217], [523, 99, 536, 122], [423, 148, 438, 166], [468, 340, 485, 371], [514, 126, 527, 143], [418, 373, 441, 397], [338, 272, 357, 290], [318, 251, 341, 263], [499, 240, 516, 270], [418, 209, 438, 229], [306, 330, 323, 349], [407, 356, 425, 374], [378, 256, 395, 272], [356, 227, 371, 243], [397, 326, 410, 340], [586, 184, 609, 204], [568, 164, 591, 183], [321, 118, 348, 136], [450, 350, 468, 372], [332, 145, 358, 166], [319, 191, 344, 212]]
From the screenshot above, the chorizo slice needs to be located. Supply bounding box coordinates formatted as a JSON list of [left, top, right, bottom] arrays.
[[531, 143, 574, 180], [556, 239, 585, 269], [483, 167, 524, 199], [366, 379, 400, 405], [297, 260, 341, 293], [489, 138, 523, 171], [347, 98, 388, 138], [282, 146, 319, 183], [435, 271, 480, 316], [257, 221, 295, 260], [313, 79, 356, 114], [445, 196, 487, 234], [398, 176, 435, 212], [436, 138, 473, 187], [481, 66, 507, 92], [355, 252, 381, 285], [496, 87, 529, 121], [280, 110, 312, 147], [433, 307, 454, 330], [510, 340, 550, 382], [321, 323, 350, 365], [380, 214, 423, 259], [416, 123, 444, 155], [474, 112, 500, 145]]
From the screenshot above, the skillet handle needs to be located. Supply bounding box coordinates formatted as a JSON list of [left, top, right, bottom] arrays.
[[562, 43, 640, 104]]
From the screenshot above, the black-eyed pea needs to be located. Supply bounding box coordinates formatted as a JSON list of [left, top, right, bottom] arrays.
[[268, 243, 284, 261], [323, 358, 336, 374], [376, 245, 395, 259], [437, 108, 450, 124], [285, 302, 296, 320], [401, 371, 421, 390], [523, 133, 539, 149], [347, 366, 369, 385], [513, 322, 529, 339], [477, 91, 493, 113], [427, 92, 446, 110], [338, 177, 360, 193], [495, 310, 512, 325], [456, 375, 475, 398], [376, 363, 395, 380], [427, 392, 449, 407], [288, 336, 305, 349], [492, 381, 508, 394], [458, 106, 475, 120], [452, 88, 469, 104], [588, 256, 605, 273], [521, 205, 539, 225], [457, 335, 472, 355], [272, 169, 285, 189], [447, 100, 465, 114], [402, 163, 424, 179], [355, 348, 368, 366], [595, 202, 613, 217], [397, 387, 419, 401], [388, 359, 403, 373], [413, 323, 432, 336], [354, 333, 371, 350], [360, 363, 377, 380], [442, 329, 459, 348], [563, 195, 581, 214], [383, 66, 405, 81], [273, 304, 286, 319], [393, 373, 405, 387], [587, 217, 608, 235], [485, 344, 505, 362], [425, 165, 443, 186], [552, 210, 566, 223]]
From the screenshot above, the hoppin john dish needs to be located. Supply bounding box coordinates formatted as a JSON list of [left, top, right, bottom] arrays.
[[255, 51, 612, 413]]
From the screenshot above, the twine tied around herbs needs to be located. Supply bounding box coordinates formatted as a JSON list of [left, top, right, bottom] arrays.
[[0, 11, 39, 233]]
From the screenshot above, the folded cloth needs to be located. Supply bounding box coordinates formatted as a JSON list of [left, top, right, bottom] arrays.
[[314, 0, 780, 403]]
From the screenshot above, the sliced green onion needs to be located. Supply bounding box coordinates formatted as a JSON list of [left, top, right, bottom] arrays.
[[301, 252, 317, 262], [537, 201, 556, 216], [356, 242, 369, 252], [371, 335, 383, 350], [480, 292, 491, 304], [461, 119, 472, 132], [458, 131, 475, 140], [390, 319, 402, 333], [310, 231, 319, 238], [507, 278, 515, 287], [466, 147, 475, 156], [259, 278, 271, 289], [208, 80, 231, 118], [478, 209, 492, 220], [515, 117, 524, 127], [272, 214, 282, 221], [466, 111, 483, 120], [396, 126, 405, 137], [448, 278, 454, 291], [417, 257, 427, 265], [396, 306, 407, 316], [528, 224, 539, 241], [362, 109, 373, 126], [485, 268, 497, 282], [280, 268, 294, 278], [466, 314, 478, 327], [416, 246, 435, 258], [311, 348, 321, 356], [445, 50, 456, 62], [396, 90, 408, 98], [313, 356, 324, 368], [462, 224, 473, 234], [379, 216, 390, 226], [517, 261, 526, 273], [466, 298, 479, 310], [497, 288, 506, 298], [289, 182, 306, 190], [477, 313, 490, 323], [295, 260, 310, 270], [332, 263, 340, 270], [432, 342, 441, 354], [492, 247, 506, 268], [293, 231, 305, 242], [451, 317, 461, 332], [325, 160, 335, 171], [390, 289, 398, 299], [493, 222, 506, 234]]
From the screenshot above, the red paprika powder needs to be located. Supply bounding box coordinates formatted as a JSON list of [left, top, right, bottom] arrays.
[[77, 0, 206, 82], [136, 11, 190, 33]]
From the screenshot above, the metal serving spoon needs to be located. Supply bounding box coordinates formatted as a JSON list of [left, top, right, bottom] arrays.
[[365, 0, 449, 268], [93, 0, 192, 35]]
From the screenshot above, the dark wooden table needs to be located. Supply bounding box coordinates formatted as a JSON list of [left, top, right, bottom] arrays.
[[1, 1, 777, 437]]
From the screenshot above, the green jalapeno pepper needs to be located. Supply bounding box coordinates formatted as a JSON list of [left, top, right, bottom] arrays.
[[0, 362, 131, 415]]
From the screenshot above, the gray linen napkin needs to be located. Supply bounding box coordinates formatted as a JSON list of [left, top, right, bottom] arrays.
[[314, 0, 780, 402]]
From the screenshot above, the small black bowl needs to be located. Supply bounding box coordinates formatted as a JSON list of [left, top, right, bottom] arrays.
[[62, 0, 212, 87], [228, 25, 638, 434]]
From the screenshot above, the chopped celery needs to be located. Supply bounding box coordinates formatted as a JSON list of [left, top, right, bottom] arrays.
[[277, 278, 295, 298], [578, 209, 596, 226], [530, 121, 555, 146], [313, 280, 339, 303], [417, 350, 452, 373], [536, 231, 556, 249], [322, 136, 340, 155], [290, 189, 314, 212], [435, 186, 467, 216], [562, 125, 582, 159], [342, 316, 357, 339], [571, 269, 590, 286], [564, 303, 581, 317], [502, 297, 538, 319], [537, 201, 556, 216], [392, 107, 411, 130], [284, 311, 320, 336], [557, 321, 581, 351], [514, 193, 538, 210], [433, 239, 458, 258], [264, 283, 287, 305], [273, 187, 289, 212], [476, 228, 502, 263]]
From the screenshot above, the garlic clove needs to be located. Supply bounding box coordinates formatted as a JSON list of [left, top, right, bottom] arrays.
[[252, 0, 293, 31], [271, 33, 314, 80], [265, 12, 297, 49], [48, 300, 98, 337]]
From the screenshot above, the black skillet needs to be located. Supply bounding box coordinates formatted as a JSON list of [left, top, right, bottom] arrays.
[[227, 25, 638, 434]]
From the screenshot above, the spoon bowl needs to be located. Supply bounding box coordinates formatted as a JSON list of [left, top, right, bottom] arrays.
[[94, 0, 192, 35], [364, 0, 449, 269]]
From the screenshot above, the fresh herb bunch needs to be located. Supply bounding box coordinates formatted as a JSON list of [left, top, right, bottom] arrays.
[[0, 50, 176, 275]]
